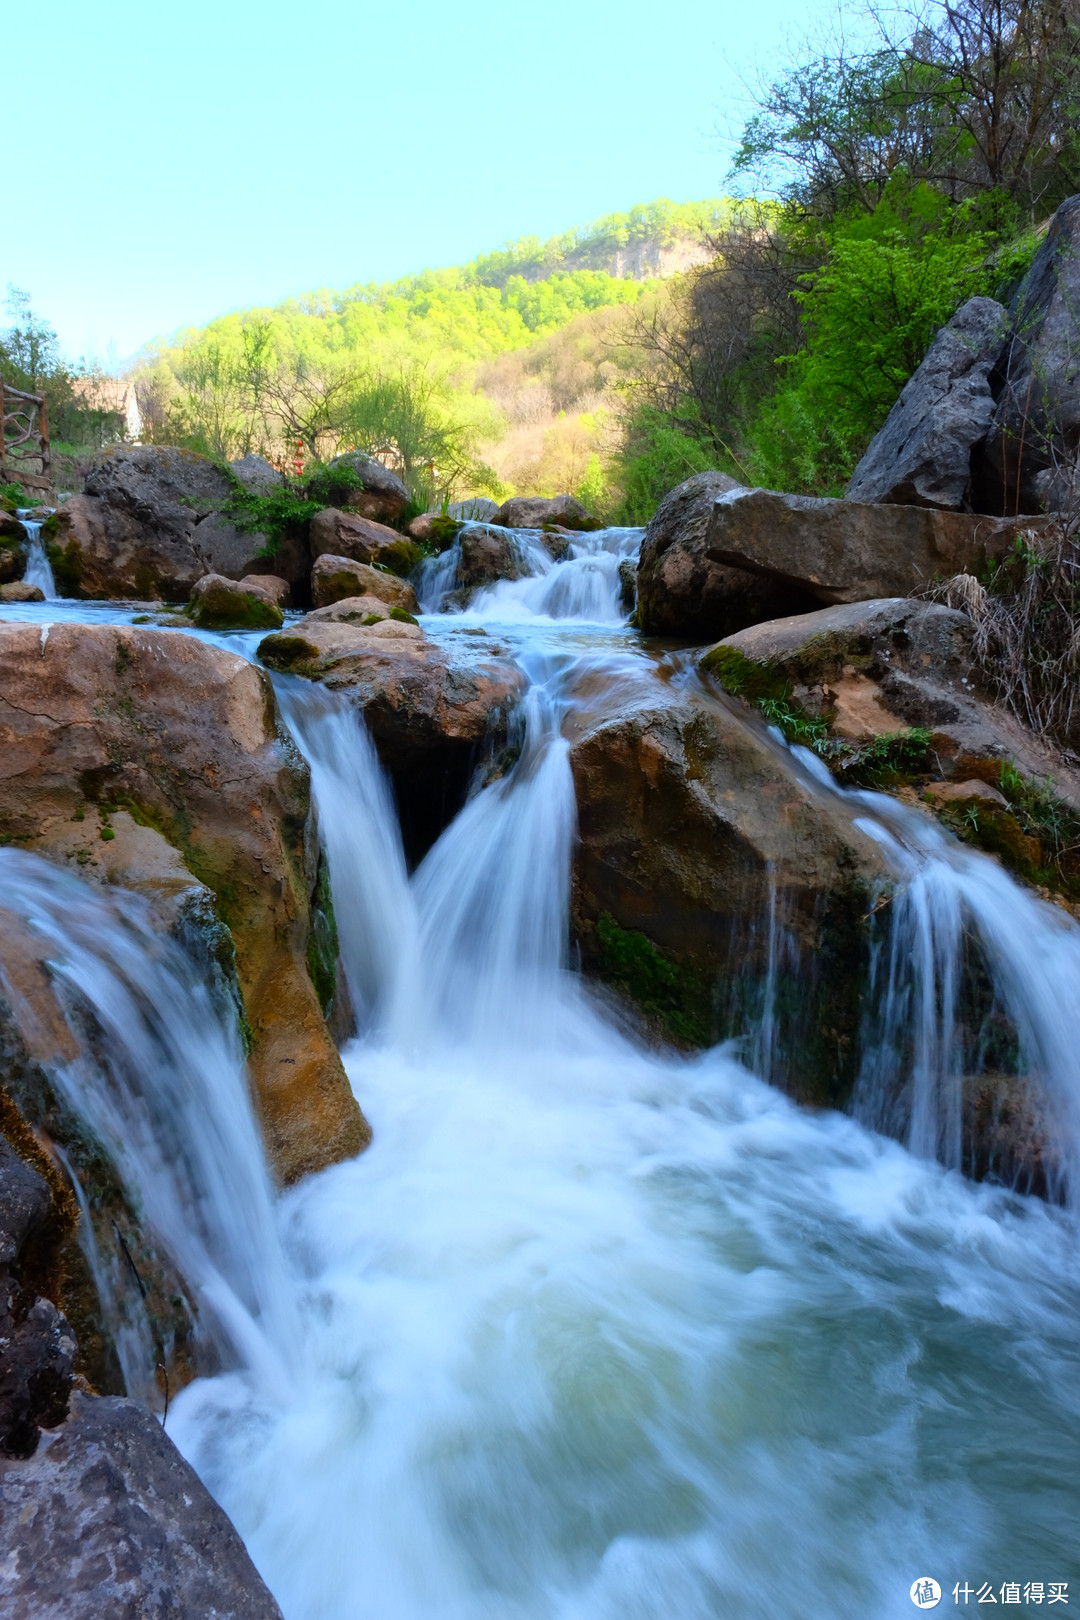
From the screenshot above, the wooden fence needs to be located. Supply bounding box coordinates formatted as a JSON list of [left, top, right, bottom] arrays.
[[0, 380, 51, 493]]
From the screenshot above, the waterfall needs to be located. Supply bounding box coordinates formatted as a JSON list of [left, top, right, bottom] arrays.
[[415, 525, 642, 621], [17, 511, 58, 599], [0, 850, 295, 1386]]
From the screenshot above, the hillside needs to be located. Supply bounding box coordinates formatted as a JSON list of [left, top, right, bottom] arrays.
[[131, 198, 729, 509]]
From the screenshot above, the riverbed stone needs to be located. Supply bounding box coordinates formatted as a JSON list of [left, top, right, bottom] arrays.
[[0, 623, 368, 1184], [0, 1390, 283, 1618], [189, 572, 284, 630], [0, 581, 44, 602], [311, 553, 419, 612], [309, 507, 421, 577], [489, 493, 600, 530]]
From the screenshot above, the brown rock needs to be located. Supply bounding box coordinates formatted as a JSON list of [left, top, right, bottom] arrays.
[[408, 512, 436, 541], [705, 488, 1055, 609], [0, 623, 368, 1184], [490, 493, 600, 531], [0, 581, 44, 602], [637, 471, 818, 639], [925, 779, 1009, 807], [302, 594, 394, 626], [0, 1390, 283, 1618], [188, 573, 283, 630], [308, 508, 421, 577], [240, 573, 291, 607], [311, 554, 419, 612], [456, 523, 533, 590], [325, 452, 409, 522], [570, 680, 890, 1103]]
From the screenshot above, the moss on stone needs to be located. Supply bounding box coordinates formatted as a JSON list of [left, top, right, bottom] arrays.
[[306, 859, 339, 1015], [378, 539, 424, 578], [257, 633, 320, 671], [389, 605, 419, 625], [189, 590, 283, 631], [594, 912, 711, 1047], [700, 644, 789, 703]]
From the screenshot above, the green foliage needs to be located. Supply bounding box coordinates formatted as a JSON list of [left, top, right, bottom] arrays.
[[218, 472, 323, 556], [0, 483, 25, 514], [831, 728, 934, 786], [594, 912, 710, 1047], [611, 405, 724, 523]]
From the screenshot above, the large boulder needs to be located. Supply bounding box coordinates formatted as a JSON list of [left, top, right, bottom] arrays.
[[311, 553, 419, 612], [259, 619, 525, 858], [699, 488, 1055, 617], [975, 194, 1080, 513], [188, 572, 284, 630], [0, 581, 44, 602], [456, 523, 533, 590], [490, 493, 600, 531], [308, 507, 421, 577], [44, 446, 284, 601], [240, 572, 291, 607], [231, 452, 285, 495], [324, 452, 409, 523], [0, 623, 368, 1184], [570, 679, 890, 1103], [846, 296, 1009, 509], [636, 471, 819, 639], [0, 1391, 282, 1618]]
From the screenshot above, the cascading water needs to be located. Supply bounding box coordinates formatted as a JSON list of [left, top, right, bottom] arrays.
[[3, 544, 1080, 1616], [417, 524, 642, 622], [0, 851, 294, 1384], [17, 509, 58, 599]]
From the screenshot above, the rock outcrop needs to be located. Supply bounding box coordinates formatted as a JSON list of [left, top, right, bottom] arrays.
[[323, 452, 409, 523], [188, 573, 284, 630], [44, 446, 280, 601], [0, 623, 368, 1184], [490, 494, 599, 530], [976, 194, 1080, 513], [311, 553, 419, 613], [259, 619, 525, 856], [846, 296, 1008, 509], [0, 1391, 283, 1618], [308, 507, 421, 577], [570, 678, 891, 1103], [636, 472, 820, 639]]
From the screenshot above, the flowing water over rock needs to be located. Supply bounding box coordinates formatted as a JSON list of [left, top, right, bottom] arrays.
[[2, 531, 1079, 1615], [17, 510, 58, 599]]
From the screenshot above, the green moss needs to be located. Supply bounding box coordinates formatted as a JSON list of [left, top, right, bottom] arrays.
[[306, 859, 339, 1015], [362, 612, 383, 626], [99, 827, 115, 842], [378, 538, 424, 578], [595, 911, 711, 1047], [46, 535, 86, 597], [257, 633, 320, 671], [189, 590, 283, 631], [700, 645, 789, 704], [389, 605, 419, 625], [939, 765, 1080, 901]]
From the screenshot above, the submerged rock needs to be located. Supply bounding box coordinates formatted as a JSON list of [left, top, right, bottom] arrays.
[[0, 623, 368, 1184], [489, 493, 600, 531], [636, 471, 817, 639], [0, 1390, 283, 1618], [188, 572, 283, 630], [846, 297, 1009, 509], [311, 553, 419, 612]]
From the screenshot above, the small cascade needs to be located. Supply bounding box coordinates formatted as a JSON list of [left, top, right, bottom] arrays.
[[0, 850, 296, 1384], [17, 509, 58, 599], [416, 523, 642, 621], [787, 744, 1080, 1199]]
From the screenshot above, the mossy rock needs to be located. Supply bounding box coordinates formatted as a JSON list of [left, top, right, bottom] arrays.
[[428, 515, 463, 553], [389, 605, 419, 625], [257, 633, 321, 672], [188, 591, 283, 631], [378, 538, 424, 578], [700, 645, 789, 704]]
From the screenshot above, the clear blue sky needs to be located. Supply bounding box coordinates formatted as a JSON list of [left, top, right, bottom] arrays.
[[9, 0, 813, 361]]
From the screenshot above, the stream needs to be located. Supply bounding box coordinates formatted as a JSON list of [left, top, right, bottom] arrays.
[[1, 526, 1078, 1617]]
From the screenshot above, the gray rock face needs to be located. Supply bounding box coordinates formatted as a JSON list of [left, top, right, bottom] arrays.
[[0, 1138, 75, 1460], [51, 446, 277, 601], [0, 1391, 283, 1618], [327, 452, 409, 522], [637, 471, 820, 639], [846, 297, 1008, 509], [446, 496, 498, 522], [231, 453, 285, 495], [704, 487, 1055, 607], [976, 194, 1080, 512], [489, 493, 599, 531]]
